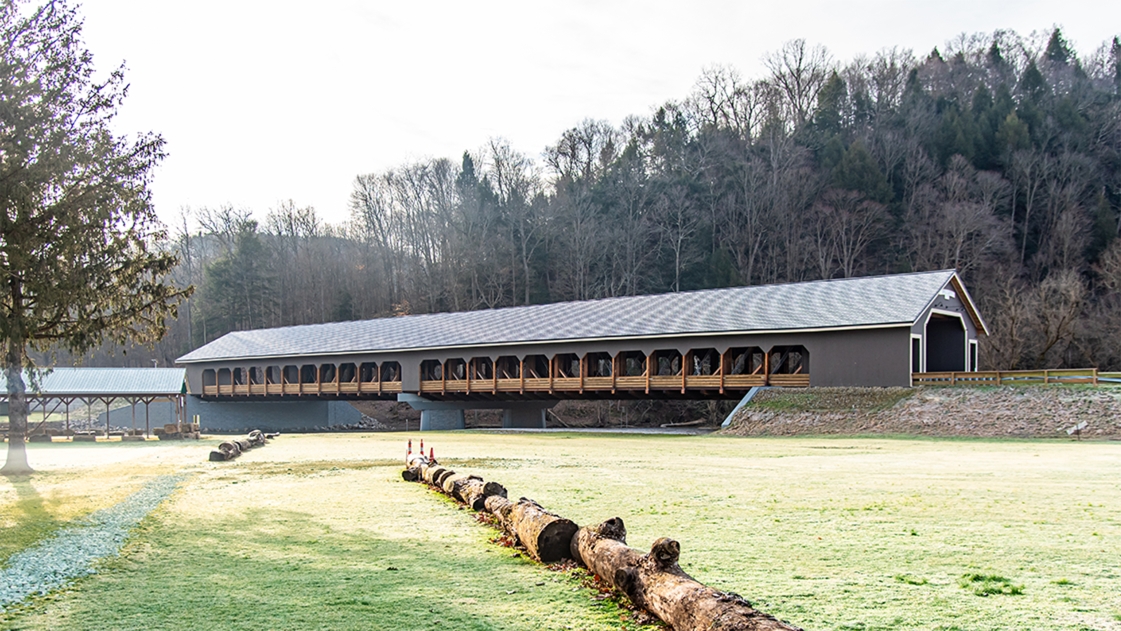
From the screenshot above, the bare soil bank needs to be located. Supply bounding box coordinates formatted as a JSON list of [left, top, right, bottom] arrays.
[[724, 386, 1121, 439]]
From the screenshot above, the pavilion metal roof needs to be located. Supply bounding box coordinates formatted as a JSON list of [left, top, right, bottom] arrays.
[[178, 270, 973, 364], [0, 368, 186, 397]]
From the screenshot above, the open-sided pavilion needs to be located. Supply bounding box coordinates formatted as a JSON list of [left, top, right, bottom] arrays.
[[0, 368, 187, 438]]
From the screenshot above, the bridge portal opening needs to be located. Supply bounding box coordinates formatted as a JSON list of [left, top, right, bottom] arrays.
[[925, 314, 966, 372], [653, 350, 682, 376]]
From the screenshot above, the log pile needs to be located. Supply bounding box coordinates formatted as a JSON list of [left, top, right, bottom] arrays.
[[208, 430, 277, 461], [401, 441, 801, 631]]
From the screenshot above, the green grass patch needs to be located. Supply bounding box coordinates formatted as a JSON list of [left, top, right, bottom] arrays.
[[894, 574, 928, 586], [751, 387, 915, 412], [959, 573, 1023, 596]]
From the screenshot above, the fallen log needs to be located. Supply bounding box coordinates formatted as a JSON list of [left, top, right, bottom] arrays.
[[571, 518, 801, 631], [484, 496, 578, 563], [457, 479, 507, 509], [435, 468, 458, 488], [423, 465, 449, 486], [402, 453, 429, 481], [441, 473, 480, 499]]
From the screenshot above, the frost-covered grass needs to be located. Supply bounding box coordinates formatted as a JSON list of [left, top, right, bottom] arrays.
[[4, 433, 1121, 630], [0, 475, 184, 609]]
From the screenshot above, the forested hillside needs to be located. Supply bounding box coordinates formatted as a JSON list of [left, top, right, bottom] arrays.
[[72, 29, 1121, 371]]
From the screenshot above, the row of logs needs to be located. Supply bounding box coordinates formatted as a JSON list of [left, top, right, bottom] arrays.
[[208, 430, 277, 461], [402, 449, 800, 631]]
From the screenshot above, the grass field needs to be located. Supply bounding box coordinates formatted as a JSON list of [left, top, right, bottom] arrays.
[[2, 433, 1120, 631]]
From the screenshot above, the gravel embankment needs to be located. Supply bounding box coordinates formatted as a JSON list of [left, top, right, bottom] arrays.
[[0, 475, 185, 610], [724, 386, 1121, 438]]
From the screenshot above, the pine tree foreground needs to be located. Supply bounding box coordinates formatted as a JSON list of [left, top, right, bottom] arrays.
[[0, 1, 189, 474]]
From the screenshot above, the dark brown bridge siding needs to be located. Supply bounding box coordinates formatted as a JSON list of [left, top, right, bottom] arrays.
[[182, 325, 913, 395]]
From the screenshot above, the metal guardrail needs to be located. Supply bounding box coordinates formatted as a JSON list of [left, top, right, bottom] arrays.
[[913, 369, 1121, 386]]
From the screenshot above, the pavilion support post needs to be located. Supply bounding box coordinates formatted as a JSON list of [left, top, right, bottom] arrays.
[[145, 399, 150, 437], [548, 355, 555, 394], [579, 355, 585, 394], [64, 399, 70, 435], [645, 353, 651, 394], [131, 401, 136, 435]]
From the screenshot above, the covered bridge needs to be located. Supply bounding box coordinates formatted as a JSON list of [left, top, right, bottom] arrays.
[[177, 270, 987, 428]]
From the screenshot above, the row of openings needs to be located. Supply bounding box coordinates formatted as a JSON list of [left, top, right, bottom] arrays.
[[203, 361, 402, 387], [419, 346, 808, 380]]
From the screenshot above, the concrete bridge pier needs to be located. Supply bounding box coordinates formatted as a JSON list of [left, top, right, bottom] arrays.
[[398, 394, 553, 431], [501, 403, 548, 429]]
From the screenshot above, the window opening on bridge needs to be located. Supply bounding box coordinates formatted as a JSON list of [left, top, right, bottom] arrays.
[[421, 359, 443, 381], [496, 356, 520, 380], [359, 362, 379, 383], [727, 347, 764, 374], [523, 355, 549, 379], [338, 363, 357, 383], [555, 354, 579, 378], [319, 363, 337, 383], [266, 366, 282, 385], [690, 348, 719, 375], [217, 368, 232, 386], [585, 352, 613, 377], [283, 365, 299, 385], [769, 346, 808, 374], [445, 358, 466, 380], [469, 357, 493, 380], [232, 368, 246, 386], [653, 350, 682, 376], [300, 364, 317, 384], [248, 367, 264, 385], [202, 369, 216, 388], [380, 362, 401, 382], [618, 351, 647, 376]]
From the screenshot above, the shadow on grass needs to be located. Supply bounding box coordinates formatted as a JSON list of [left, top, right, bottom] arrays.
[[0, 477, 67, 568], [3, 506, 634, 631]]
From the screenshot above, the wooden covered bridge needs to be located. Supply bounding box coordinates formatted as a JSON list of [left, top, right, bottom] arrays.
[[178, 270, 986, 428]]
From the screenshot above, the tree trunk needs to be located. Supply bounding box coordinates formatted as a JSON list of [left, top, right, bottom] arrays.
[[484, 495, 578, 563], [2, 332, 31, 475], [571, 518, 801, 631]]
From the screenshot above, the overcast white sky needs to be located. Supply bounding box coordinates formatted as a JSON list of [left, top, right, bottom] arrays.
[[77, 0, 1120, 229]]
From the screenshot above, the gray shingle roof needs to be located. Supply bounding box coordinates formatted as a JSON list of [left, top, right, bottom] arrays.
[[0, 368, 186, 396], [178, 270, 961, 364]]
